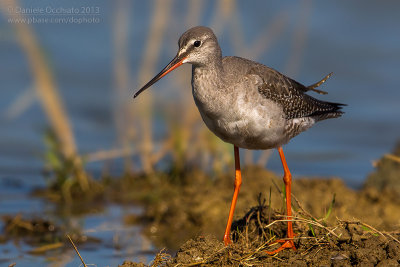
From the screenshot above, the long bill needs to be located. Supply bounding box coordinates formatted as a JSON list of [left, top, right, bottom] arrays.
[[133, 54, 187, 98]]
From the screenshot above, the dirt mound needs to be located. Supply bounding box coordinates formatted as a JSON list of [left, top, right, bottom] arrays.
[[119, 144, 400, 266], [121, 203, 400, 266], [165, 225, 399, 266], [128, 166, 400, 251]]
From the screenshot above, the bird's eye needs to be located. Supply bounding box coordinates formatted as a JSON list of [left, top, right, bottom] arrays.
[[194, 40, 201, 47]]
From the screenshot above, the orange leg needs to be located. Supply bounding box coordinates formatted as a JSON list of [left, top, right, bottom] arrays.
[[223, 145, 242, 245], [266, 147, 296, 254]]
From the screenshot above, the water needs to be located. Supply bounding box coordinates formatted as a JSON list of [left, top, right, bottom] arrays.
[[1, 0, 400, 265], [0, 174, 155, 266]]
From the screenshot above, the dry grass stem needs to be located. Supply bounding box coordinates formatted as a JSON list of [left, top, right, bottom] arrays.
[[113, 0, 134, 172], [67, 235, 87, 267], [1, 0, 89, 191], [29, 242, 63, 254], [4, 87, 36, 119], [85, 147, 134, 162], [384, 154, 400, 164], [264, 216, 339, 238], [136, 0, 173, 173], [292, 193, 319, 222]]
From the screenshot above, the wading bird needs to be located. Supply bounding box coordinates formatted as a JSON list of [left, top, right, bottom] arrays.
[[134, 26, 344, 254]]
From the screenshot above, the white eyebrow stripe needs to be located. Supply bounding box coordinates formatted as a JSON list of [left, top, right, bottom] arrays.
[[179, 38, 195, 55]]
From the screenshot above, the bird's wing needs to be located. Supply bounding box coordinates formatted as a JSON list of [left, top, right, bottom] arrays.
[[247, 65, 343, 120]]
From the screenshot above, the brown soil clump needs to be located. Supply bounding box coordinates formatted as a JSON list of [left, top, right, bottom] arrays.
[[119, 144, 400, 266], [128, 166, 400, 250], [120, 203, 400, 266]]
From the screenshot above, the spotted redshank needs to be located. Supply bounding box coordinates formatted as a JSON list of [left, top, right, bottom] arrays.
[[134, 26, 344, 254]]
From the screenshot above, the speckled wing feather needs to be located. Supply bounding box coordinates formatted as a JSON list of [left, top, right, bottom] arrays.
[[248, 66, 344, 121]]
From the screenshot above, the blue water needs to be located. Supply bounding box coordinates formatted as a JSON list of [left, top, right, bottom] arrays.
[[0, 174, 154, 266], [1, 0, 400, 265]]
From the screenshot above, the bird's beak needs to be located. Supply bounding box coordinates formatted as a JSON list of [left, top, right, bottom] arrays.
[[134, 54, 187, 98]]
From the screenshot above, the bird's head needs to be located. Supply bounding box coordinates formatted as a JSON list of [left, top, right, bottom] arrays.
[[134, 26, 221, 98], [178, 26, 221, 66]]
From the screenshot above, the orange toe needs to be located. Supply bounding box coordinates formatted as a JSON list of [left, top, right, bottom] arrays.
[[223, 234, 231, 246], [265, 239, 296, 255]]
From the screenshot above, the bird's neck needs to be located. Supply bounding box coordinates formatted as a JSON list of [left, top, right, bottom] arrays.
[[192, 61, 224, 91], [192, 55, 224, 86], [191, 59, 226, 115]]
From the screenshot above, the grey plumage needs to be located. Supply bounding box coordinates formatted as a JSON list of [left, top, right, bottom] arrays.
[[251, 65, 344, 121], [135, 26, 345, 150]]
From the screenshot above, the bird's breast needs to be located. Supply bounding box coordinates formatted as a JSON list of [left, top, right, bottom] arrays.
[[191, 71, 288, 149]]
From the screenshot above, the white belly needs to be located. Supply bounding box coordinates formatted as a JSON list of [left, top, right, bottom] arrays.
[[194, 89, 288, 150]]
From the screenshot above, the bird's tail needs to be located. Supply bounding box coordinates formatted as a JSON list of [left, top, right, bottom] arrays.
[[309, 99, 345, 121]]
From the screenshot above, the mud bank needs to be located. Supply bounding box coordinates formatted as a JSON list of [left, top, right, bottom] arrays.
[[120, 144, 400, 266]]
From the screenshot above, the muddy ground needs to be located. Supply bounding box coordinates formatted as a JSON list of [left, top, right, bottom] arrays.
[[3, 144, 399, 266], [119, 143, 400, 266]]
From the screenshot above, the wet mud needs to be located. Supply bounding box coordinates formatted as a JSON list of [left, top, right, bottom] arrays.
[[4, 144, 399, 266], [120, 143, 400, 266]]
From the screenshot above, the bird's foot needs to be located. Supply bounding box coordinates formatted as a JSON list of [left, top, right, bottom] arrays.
[[223, 234, 231, 246], [265, 239, 296, 255]]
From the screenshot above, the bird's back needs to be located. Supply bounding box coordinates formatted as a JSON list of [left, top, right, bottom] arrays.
[[222, 56, 344, 122]]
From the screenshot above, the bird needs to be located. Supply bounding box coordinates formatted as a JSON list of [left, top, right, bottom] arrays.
[[134, 26, 344, 254]]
